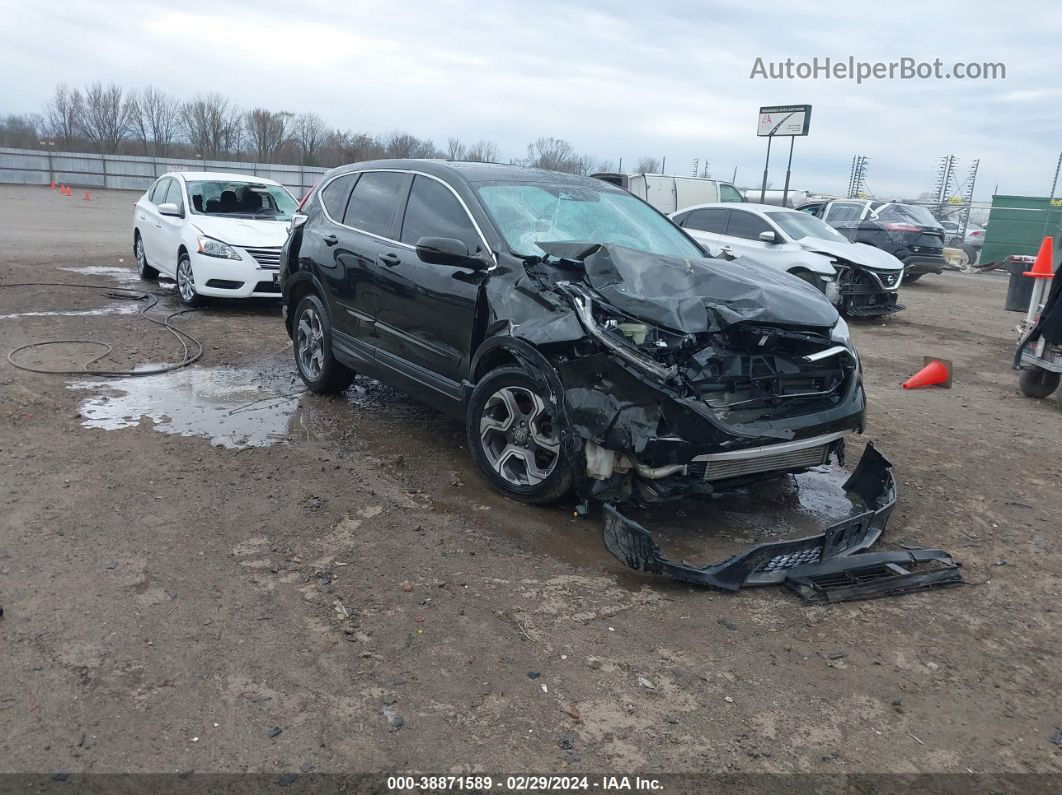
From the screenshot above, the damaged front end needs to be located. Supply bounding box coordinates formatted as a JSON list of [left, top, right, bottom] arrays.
[[836, 263, 905, 317], [492, 243, 955, 597]]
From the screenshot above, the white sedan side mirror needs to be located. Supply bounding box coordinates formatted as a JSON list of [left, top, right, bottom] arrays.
[[158, 202, 182, 217]]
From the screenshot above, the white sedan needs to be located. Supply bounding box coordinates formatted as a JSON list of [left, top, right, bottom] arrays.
[[671, 202, 906, 317], [133, 171, 298, 306]]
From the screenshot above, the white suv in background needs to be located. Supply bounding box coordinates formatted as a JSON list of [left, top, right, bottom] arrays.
[[132, 171, 298, 306]]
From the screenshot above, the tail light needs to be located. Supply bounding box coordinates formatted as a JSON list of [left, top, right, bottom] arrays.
[[969, 230, 984, 238], [883, 223, 922, 232]]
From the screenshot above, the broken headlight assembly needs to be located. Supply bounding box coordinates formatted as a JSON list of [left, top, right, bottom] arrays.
[[560, 283, 688, 382]]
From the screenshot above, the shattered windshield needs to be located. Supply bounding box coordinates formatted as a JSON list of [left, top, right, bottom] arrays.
[[475, 182, 703, 259], [767, 211, 849, 243], [186, 181, 297, 220]]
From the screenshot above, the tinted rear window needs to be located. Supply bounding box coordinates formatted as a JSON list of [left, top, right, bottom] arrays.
[[319, 174, 357, 222], [685, 208, 728, 234], [725, 210, 771, 240], [345, 171, 406, 237]]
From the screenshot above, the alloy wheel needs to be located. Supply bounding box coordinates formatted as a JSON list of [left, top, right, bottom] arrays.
[[297, 307, 325, 380], [478, 385, 560, 486], [135, 238, 146, 276], [177, 259, 195, 303]]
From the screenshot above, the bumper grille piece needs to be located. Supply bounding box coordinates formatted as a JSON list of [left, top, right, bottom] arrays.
[[243, 246, 281, 268], [702, 443, 829, 482]]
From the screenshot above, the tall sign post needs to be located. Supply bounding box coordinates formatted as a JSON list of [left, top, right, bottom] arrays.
[[757, 105, 812, 206]]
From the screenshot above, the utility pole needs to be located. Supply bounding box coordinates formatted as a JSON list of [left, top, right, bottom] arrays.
[[781, 137, 796, 207]]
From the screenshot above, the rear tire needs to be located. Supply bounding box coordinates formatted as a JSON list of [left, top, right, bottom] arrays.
[[134, 233, 159, 280], [293, 294, 355, 394], [466, 366, 573, 504], [1018, 367, 1060, 399]]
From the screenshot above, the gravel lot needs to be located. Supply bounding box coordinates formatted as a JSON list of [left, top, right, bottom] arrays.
[[1, 185, 1059, 778]]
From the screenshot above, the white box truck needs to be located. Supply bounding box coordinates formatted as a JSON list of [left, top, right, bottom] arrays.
[[591, 173, 745, 214]]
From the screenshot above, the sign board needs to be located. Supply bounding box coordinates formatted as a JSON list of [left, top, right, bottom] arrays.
[[757, 105, 812, 137]]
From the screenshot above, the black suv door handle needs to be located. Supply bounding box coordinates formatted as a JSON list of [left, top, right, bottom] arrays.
[[323, 234, 338, 246], [379, 252, 401, 267]]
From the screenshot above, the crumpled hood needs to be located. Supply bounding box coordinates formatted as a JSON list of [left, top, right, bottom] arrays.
[[798, 237, 904, 271], [577, 244, 839, 334], [191, 216, 290, 248]]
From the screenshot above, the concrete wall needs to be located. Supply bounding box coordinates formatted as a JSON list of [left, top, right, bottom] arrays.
[[0, 147, 328, 197]]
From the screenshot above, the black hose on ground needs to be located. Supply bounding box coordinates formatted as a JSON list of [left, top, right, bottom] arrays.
[[0, 282, 203, 377]]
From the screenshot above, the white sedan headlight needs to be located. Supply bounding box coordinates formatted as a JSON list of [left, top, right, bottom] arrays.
[[197, 236, 241, 260]]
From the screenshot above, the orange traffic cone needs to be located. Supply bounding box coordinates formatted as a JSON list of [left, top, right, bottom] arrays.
[[49, 180, 56, 190], [65, 186, 73, 197], [902, 357, 953, 389], [83, 190, 91, 201], [1024, 236, 1055, 278]]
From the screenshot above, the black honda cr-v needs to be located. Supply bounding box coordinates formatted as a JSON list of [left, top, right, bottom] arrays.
[[279, 160, 867, 508]]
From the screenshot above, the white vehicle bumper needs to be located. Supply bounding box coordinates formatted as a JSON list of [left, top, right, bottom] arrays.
[[188, 248, 281, 298]]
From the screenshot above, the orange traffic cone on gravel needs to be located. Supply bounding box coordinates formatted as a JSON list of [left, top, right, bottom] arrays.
[[1024, 236, 1055, 278], [49, 180, 55, 190], [902, 357, 953, 389], [83, 190, 91, 201]]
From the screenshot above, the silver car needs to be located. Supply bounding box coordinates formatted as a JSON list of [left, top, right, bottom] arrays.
[[671, 203, 906, 317]]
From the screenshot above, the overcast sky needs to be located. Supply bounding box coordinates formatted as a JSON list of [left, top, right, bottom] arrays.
[[2, 0, 1059, 200]]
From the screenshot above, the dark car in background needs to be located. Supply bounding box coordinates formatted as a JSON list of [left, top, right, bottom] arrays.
[[279, 160, 866, 510], [798, 199, 946, 282]]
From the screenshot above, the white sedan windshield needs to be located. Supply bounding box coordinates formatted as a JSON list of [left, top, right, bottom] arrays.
[[476, 183, 703, 259], [186, 181, 297, 220]]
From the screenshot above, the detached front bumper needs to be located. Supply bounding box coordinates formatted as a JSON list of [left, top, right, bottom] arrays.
[[602, 442, 896, 590]]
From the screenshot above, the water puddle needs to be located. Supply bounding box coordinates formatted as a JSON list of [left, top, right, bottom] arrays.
[[0, 303, 142, 320], [59, 265, 147, 285], [70, 364, 307, 449]]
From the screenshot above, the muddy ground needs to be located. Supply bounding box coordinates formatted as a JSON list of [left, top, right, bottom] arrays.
[[0, 185, 1059, 778]]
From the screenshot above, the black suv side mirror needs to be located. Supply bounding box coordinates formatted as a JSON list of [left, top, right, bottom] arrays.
[[415, 237, 486, 269]]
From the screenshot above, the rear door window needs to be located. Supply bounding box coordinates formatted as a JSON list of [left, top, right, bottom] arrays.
[[400, 176, 482, 254], [684, 208, 729, 233], [724, 210, 772, 240], [344, 171, 407, 238], [319, 174, 358, 222]]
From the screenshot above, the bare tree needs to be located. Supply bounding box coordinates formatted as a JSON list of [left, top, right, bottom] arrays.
[[0, 114, 42, 148], [74, 82, 131, 153], [129, 86, 182, 156], [291, 112, 327, 165], [41, 83, 80, 147], [446, 137, 466, 160], [383, 131, 439, 159], [181, 93, 241, 159], [635, 156, 659, 173], [245, 108, 291, 163], [464, 140, 498, 162], [526, 137, 581, 173]]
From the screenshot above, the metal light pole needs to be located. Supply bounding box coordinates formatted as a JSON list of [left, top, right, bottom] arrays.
[[781, 137, 796, 208], [759, 136, 772, 203]]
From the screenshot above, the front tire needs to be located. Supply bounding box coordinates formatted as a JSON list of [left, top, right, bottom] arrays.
[[176, 253, 205, 307], [1018, 367, 1060, 399], [466, 366, 573, 504], [293, 294, 354, 394], [134, 233, 159, 280]]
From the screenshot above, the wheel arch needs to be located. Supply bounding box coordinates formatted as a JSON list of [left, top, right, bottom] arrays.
[[283, 271, 329, 338]]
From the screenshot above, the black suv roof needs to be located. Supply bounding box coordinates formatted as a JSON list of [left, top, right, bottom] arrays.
[[331, 159, 618, 189]]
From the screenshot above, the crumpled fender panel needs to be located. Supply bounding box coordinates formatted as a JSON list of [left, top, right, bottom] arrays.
[[601, 442, 896, 590]]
